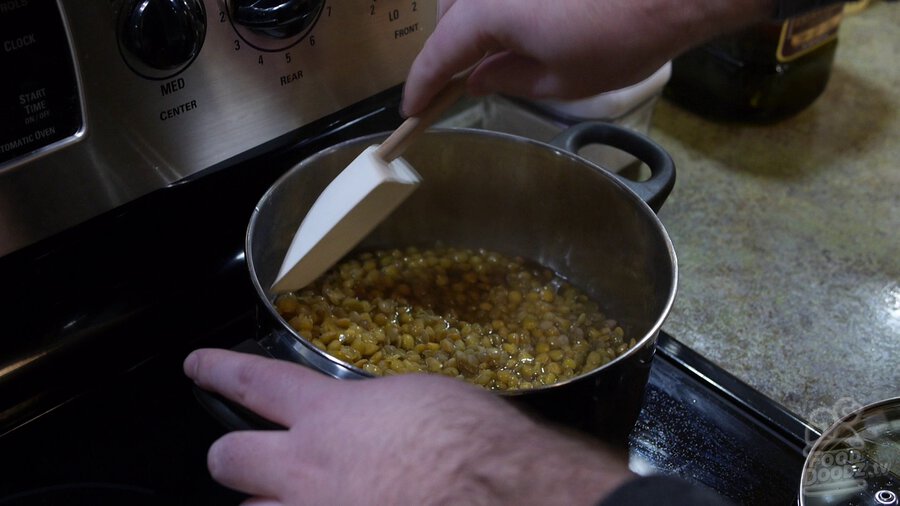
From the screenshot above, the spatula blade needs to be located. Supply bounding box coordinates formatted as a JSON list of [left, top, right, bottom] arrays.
[[271, 145, 420, 294]]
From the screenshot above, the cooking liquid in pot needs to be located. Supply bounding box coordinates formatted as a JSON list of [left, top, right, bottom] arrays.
[[274, 245, 633, 390]]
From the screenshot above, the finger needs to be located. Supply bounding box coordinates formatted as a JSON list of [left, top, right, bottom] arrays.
[[208, 430, 297, 498], [184, 348, 333, 426], [402, 2, 504, 116]]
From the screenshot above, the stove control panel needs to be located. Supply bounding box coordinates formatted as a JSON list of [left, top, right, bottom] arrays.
[[0, 0, 436, 257], [0, 0, 82, 168]]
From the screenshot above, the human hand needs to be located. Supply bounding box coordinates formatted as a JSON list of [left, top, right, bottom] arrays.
[[184, 348, 634, 506], [401, 0, 774, 116]]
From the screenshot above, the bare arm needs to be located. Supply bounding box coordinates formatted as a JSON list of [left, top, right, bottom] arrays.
[[401, 0, 776, 116]]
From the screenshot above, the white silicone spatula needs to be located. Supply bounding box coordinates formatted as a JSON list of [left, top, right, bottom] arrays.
[[271, 74, 469, 294]]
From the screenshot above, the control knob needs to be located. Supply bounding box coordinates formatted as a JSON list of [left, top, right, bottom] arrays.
[[119, 0, 206, 77], [230, 0, 324, 39]]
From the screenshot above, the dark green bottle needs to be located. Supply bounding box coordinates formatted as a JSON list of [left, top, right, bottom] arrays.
[[664, 5, 844, 123]]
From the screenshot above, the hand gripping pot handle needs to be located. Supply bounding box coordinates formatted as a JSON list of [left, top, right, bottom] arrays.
[[550, 122, 675, 212]]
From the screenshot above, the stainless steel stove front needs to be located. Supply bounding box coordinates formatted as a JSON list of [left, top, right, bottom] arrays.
[[0, 0, 436, 257]]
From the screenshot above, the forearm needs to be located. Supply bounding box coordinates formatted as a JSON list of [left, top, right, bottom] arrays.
[[619, 0, 777, 58], [400, 0, 834, 116], [637, 0, 851, 54]]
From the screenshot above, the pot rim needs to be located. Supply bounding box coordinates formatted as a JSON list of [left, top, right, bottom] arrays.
[[245, 127, 679, 394]]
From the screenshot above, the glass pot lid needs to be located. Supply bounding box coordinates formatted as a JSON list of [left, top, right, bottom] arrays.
[[801, 397, 900, 506]]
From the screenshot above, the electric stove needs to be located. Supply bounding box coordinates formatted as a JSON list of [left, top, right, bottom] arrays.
[[0, 1, 817, 504]]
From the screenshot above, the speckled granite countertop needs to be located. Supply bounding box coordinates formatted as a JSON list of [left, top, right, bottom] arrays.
[[436, 3, 898, 431], [651, 2, 899, 429]]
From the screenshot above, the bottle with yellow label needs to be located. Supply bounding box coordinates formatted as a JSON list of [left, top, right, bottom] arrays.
[[663, 4, 845, 123]]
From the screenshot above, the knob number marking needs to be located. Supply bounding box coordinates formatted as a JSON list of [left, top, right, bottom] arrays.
[[219, 1, 425, 91], [372, 1, 423, 40], [371, 2, 418, 17], [223, 0, 324, 53]]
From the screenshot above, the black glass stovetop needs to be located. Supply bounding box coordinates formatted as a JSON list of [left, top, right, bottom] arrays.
[[0, 316, 813, 505], [0, 90, 816, 505]]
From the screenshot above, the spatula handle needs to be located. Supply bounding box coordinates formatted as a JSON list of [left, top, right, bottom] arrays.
[[375, 71, 470, 163]]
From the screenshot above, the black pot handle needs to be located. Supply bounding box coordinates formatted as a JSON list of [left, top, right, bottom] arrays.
[[549, 122, 675, 212]]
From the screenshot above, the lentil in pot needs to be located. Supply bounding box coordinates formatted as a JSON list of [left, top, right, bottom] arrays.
[[275, 246, 634, 390]]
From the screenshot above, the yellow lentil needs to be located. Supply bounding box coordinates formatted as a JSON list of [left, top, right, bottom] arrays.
[[276, 246, 631, 391]]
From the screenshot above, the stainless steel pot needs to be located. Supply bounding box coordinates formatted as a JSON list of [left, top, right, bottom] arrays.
[[245, 123, 678, 440]]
